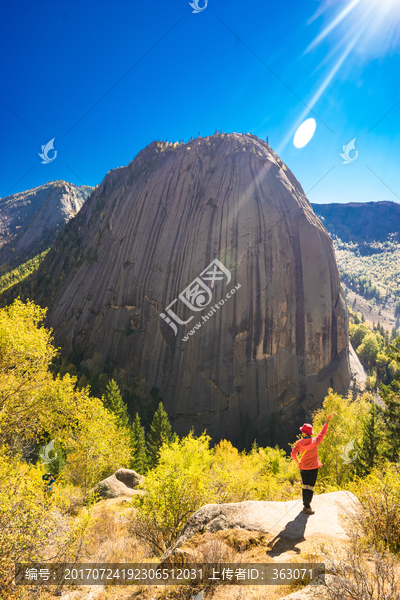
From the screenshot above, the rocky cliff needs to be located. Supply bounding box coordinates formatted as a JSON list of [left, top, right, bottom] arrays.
[[33, 134, 357, 445], [0, 180, 92, 267]]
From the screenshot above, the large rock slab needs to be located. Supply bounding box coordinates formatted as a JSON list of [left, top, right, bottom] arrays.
[[349, 344, 367, 390], [33, 133, 360, 444], [162, 491, 359, 562]]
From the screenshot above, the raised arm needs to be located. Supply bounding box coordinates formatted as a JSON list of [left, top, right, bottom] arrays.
[[315, 413, 333, 445]]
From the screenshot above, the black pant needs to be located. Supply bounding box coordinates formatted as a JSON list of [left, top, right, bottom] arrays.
[[300, 468, 319, 508]]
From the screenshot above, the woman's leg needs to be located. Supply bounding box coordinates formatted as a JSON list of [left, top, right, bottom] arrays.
[[300, 470, 310, 507], [305, 468, 319, 507]]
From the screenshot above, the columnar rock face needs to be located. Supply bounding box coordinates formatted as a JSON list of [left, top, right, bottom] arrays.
[[42, 134, 354, 445]]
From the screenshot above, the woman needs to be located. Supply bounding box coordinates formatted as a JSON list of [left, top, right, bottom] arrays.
[[291, 413, 333, 514]]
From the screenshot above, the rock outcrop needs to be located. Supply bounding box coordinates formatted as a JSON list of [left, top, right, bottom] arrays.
[[29, 134, 360, 444], [0, 180, 92, 266], [91, 468, 144, 499], [161, 491, 359, 562], [349, 344, 367, 390]]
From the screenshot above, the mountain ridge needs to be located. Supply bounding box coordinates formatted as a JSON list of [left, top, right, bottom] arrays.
[[311, 200, 400, 244], [0, 180, 92, 269]]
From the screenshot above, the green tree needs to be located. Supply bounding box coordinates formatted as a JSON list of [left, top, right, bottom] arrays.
[[355, 404, 384, 476], [46, 440, 67, 477], [130, 413, 148, 475], [365, 368, 377, 390], [351, 323, 369, 349], [357, 332, 380, 364], [376, 351, 389, 380], [379, 385, 400, 461], [379, 335, 400, 461], [102, 379, 130, 429], [77, 374, 89, 390], [147, 402, 172, 468]]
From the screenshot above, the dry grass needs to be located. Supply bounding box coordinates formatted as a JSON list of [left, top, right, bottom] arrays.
[[81, 498, 151, 564], [321, 532, 400, 600]]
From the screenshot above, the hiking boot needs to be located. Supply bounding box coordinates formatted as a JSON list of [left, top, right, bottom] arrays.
[[303, 507, 315, 515]]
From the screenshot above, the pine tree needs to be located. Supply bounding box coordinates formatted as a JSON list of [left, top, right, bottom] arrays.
[[47, 440, 67, 477], [355, 404, 383, 476], [102, 379, 130, 429], [147, 402, 172, 468], [130, 413, 148, 474], [379, 335, 400, 460], [380, 383, 400, 461]]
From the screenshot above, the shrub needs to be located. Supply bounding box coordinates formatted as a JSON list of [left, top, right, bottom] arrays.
[[211, 441, 297, 503], [130, 433, 215, 554], [349, 462, 400, 554], [322, 528, 400, 600], [0, 446, 95, 599]]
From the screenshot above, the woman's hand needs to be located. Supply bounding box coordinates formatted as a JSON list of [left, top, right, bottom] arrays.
[[326, 413, 333, 422]]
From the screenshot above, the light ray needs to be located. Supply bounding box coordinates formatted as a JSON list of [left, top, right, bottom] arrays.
[[312, 1, 376, 74], [304, 0, 362, 54]]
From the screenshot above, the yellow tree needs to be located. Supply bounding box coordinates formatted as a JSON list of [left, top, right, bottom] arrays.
[[0, 299, 131, 488], [0, 299, 56, 445], [312, 390, 370, 487], [0, 300, 132, 598]]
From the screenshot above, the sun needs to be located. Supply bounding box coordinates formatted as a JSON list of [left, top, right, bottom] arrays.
[[306, 0, 400, 56]]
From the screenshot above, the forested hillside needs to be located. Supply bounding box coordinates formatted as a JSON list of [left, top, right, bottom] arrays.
[[312, 201, 400, 331]]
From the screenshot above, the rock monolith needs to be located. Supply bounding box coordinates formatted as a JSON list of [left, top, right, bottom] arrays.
[[34, 134, 360, 444]]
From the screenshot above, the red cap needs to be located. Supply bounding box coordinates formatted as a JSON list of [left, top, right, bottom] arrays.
[[300, 423, 314, 435]]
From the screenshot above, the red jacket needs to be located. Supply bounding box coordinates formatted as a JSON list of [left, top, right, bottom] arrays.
[[291, 422, 329, 470]]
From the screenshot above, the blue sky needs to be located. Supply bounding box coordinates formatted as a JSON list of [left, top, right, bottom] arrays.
[[1, 0, 399, 203]]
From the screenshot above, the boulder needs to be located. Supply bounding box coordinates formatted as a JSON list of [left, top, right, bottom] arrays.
[[114, 467, 144, 488], [161, 491, 360, 562], [91, 468, 144, 499]]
